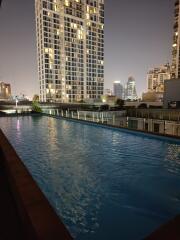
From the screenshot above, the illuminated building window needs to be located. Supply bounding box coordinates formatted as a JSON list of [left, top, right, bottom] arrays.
[[36, 0, 104, 102]]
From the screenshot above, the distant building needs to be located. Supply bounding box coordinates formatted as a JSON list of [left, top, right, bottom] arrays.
[[142, 91, 163, 102], [147, 64, 171, 93], [164, 79, 180, 108], [171, 0, 180, 78], [15, 93, 30, 101], [113, 81, 123, 99], [104, 89, 113, 96], [101, 95, 117, 105], [0, 82, 11, 100], [125, 76, 138, 101]]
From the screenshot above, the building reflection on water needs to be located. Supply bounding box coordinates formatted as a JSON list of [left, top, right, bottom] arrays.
[[35, 117, 103, 237], [1, 116, 180, 239]]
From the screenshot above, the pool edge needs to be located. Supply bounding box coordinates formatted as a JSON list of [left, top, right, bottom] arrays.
[[0, 128, 73, 240]]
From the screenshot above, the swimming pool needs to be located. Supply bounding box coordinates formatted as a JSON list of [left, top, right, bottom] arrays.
[[0, 115, 180, 239]]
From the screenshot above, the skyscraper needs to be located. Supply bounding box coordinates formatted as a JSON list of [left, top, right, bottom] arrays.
[[147, 64, 171, 92], [35, 0, 104, 103], [172, 0, 180, 78], [113, 81, 123, 99], [125, 76, 138, 101]]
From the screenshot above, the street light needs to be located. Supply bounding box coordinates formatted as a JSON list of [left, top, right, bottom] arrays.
[[15, 96, 18, 108]]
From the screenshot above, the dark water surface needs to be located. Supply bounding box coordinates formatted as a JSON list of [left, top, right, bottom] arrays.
[[0, 116, 180, 240]]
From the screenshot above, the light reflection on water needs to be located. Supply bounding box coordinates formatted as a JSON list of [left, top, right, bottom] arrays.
[[0, 116, 180, 240], [165, 144, 180, 174]]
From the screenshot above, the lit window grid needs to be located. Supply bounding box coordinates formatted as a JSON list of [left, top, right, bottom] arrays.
[[147, 66, 171, 92], [36, 0, 104, 102], [171, 0, 180, 79]]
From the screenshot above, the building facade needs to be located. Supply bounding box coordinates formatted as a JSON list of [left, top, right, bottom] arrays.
[[35, 0, 104, 103], [104, 88, 112, 96], [125, 76, 138, 101], [172, 0, 180, 78], [147, 64, 171, 93], [113, 81, 123, 99], [164, 78, 180, 108], [142, 91, 164, 103], [0, 82, 11, 100]]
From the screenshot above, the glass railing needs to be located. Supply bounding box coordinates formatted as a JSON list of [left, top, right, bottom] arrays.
[[43, 109, 180, 137]]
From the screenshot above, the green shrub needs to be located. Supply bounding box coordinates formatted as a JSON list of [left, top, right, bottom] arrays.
[[32, 101, 42, 113]]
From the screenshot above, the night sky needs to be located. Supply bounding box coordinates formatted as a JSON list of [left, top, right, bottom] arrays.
[[0, 0, 174, 98]]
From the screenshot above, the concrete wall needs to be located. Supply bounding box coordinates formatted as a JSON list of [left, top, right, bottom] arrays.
[[164, 79, 180, 108], [128, 117, 180, 136]]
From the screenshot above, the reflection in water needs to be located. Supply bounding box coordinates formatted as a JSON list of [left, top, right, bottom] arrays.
[[0, 116, 180, 240], [165, 144, 180, 174], [47, 118, 58, 150], [42, 119, 103, 237], [53, 163, 102, 236], [16, 119, 20, 131], [15, 118, 22, 142]]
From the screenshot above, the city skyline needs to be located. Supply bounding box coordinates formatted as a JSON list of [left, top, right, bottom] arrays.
[[0, 0, 174, 98]]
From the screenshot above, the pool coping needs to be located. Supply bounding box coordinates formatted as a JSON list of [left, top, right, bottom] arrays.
[[0, 129, 73, 240]]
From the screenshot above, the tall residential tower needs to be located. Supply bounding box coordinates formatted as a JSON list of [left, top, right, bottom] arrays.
[[172, 0, 180, 78], [35, 0, 104, 102]]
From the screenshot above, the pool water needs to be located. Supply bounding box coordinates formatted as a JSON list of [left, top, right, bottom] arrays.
[[0, 116, 180, 240]]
